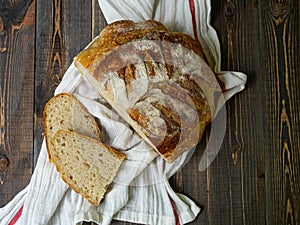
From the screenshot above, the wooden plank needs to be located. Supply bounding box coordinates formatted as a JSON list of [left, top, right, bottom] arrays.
[[260, 0, 300, 224], [34, 0, 60, 164], [0, 0, 35, 207], [92, 0, 107, 39], [205, 0, 266, 225], [34, 0, 93, 163]]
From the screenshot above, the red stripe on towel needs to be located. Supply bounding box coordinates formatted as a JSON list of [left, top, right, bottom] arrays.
[[189, 0, 227, 91], [169, 196, 180, 225], [189, 0, 201, 45], [8, 205, 23, 225], [217, 76, 227, 92]]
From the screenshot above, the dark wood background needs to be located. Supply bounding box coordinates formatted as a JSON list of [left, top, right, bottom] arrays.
[[0, 0, 299, 224]]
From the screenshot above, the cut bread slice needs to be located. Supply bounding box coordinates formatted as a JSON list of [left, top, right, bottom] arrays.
[[50, 130, 125, 205], [43, 93, 102, 160]]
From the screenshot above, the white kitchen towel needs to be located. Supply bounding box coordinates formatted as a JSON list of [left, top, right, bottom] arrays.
[[0, 0, 247, 225]]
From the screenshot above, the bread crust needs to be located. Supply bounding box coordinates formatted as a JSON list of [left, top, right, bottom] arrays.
[[74, 20, 220, 162]]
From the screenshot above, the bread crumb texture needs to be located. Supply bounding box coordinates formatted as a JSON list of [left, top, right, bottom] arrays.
[[43, 93, 125, 205]]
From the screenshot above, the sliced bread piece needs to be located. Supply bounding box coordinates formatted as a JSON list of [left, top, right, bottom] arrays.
[[43, 93, 102, 160], [50, 130, 125, 205]]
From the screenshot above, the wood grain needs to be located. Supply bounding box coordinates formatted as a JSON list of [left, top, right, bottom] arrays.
[[202, 1, 266, 225], [92, 0, 107, 39], [34, 0, 94, 163], [261, 0, 300, 224], [34, 0, 63, 164], [0, 0, 35, 207]]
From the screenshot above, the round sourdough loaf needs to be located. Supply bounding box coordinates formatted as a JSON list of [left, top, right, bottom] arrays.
[[74, 20, 220, 163]]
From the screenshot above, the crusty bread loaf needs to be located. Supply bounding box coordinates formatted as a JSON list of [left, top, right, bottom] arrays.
[[74, 20, 220, 162], [50, 130, 125, 205], [43, 93, 102, 160]]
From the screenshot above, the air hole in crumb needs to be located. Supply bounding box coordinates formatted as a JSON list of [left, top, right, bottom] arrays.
[[50, 126, 53, 129], [84, 163, 90, 168], [62, 143, 66, 147], [69, 175, 73, 179]]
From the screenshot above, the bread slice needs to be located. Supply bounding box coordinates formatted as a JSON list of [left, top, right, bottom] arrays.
[[43, 93, 102, 160], [50, 130, 125, 205]]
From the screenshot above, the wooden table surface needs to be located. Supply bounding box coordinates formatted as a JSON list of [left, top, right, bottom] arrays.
[[0, 1, 299, 225]]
